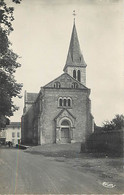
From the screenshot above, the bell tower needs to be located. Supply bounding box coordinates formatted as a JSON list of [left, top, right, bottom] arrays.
[[63, 12, 87, 86]]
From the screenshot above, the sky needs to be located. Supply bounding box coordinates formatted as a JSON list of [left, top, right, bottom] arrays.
[[8, 0, 124, 126]]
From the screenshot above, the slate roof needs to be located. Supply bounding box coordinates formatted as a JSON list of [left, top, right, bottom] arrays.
[[26, 93, 38, 102], [63, 21, 86, 71]]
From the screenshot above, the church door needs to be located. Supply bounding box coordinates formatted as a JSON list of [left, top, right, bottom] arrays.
[[61, 120, 71, 143]]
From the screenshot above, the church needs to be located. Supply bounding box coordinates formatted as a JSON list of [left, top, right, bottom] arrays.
[[21, 20, 94, 145]]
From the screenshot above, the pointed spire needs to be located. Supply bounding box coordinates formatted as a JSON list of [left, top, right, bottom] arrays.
[[73, 10, 76, 24], [63, 21, 86, 71]]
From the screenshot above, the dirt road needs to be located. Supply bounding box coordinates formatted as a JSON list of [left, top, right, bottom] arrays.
[[0, 147, 123, 194]]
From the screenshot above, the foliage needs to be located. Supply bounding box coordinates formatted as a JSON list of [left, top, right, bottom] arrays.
[[94, 123, 103, 133], [102, 114, 124, 131], [112, 114, 124, 129], [0, 0, 21, 33], [0, 0, 22, 129]]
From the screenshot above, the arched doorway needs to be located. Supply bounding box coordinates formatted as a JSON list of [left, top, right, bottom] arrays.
[[61, 120, 71, 143]]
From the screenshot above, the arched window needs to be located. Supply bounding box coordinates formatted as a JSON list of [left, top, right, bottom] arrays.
[[77, 70, 81, 82], [58, 97, 72, 108], [59, 98, 62, 107], [73, 70, 76, 79], [64, 98, 66, 106], [68, 98, 71, 107], [54, 82, 61, 88], [71, 82, 78, 89]]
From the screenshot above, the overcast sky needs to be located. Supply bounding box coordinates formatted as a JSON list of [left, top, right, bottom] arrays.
[[9, 0, 124, 126]]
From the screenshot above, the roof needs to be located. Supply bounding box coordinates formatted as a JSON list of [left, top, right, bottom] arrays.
[[6, 122, 21, 128], [63, 22, 86, 71], [26, 92, 38, 102]]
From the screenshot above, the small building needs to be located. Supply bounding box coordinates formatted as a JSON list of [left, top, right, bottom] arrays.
[[5, 122, 21, 145]]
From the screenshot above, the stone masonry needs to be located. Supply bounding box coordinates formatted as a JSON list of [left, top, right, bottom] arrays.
[[21, 21, 94, 145]]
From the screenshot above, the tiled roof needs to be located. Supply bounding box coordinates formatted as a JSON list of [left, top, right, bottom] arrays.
[[6, 122, 21, 128]]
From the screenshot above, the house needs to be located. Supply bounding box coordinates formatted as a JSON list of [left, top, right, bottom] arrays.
[[5, 122, 21, 145], [21, 20, 94, 145]]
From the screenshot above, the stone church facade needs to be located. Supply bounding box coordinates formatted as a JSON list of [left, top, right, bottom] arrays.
[[21, 21, 94, 145]]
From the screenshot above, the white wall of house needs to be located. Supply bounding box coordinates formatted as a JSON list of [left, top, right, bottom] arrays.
[[5, 127, 21, 145]]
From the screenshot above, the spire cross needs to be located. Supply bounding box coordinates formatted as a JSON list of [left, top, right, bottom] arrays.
[[73, 10, 76, 22]]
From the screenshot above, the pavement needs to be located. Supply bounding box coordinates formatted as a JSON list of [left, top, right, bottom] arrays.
[[0, 146, 124, 194]]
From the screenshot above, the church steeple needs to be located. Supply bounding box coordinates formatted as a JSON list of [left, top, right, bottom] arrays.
[[63, 18, 87, 86]]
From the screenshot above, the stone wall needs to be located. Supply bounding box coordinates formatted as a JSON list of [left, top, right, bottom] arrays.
[[85, 129, 124, 155], [65, 67, 86, 86], [39, 87, 92, 144], [22, 87, 93, 145], [22, 103, 39, 145]]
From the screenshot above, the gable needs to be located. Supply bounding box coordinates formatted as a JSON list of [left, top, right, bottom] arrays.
[[44, 73, 88, 89], [54, 109, 76, 127], [54, 108, 76, 121]]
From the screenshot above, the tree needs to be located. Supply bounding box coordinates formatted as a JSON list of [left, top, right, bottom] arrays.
[[0, 0, 22, 129], [112, 114, 124, 130], [102, 120, 115, 131], [102, 114, 124, 131]]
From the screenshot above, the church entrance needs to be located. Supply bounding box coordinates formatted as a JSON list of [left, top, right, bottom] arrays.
[[61, 120, 71, 143]]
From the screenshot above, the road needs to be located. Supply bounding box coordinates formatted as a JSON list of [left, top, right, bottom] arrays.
[[0, 148, 122, 194]]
